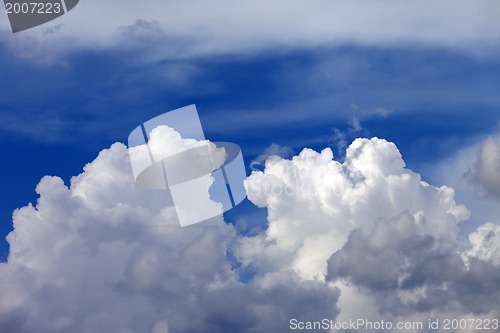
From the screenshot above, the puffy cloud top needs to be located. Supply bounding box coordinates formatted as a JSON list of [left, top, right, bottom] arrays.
[[0, 143, 339, 333], [241, 138, 469, 280]]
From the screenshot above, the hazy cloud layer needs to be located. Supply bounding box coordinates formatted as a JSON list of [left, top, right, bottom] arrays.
[[1, 0, 499, 63]]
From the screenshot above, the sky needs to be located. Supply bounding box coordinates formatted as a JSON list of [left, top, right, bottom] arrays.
[[0, 1, 500, 332]]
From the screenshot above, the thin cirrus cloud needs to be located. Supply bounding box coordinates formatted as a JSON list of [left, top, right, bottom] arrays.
[[1, 0, 499, 64], [1, 135, 498, 332]]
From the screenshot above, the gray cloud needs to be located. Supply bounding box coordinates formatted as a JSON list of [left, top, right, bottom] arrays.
[[469, 136, 500, 199], [327, 211, 500, 316]]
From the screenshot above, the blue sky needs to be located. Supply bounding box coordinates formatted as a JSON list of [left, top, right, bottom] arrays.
[[1, 44, 499, 258], [0, 1, 499, 332]]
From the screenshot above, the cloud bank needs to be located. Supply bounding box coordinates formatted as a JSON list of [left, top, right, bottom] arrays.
[[1, 0, 499, 63], [0, 137, 499, 332], [241, 137, 499, 327], [0, 143, 339, 333]]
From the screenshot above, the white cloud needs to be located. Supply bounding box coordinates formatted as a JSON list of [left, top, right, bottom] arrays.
[[469, 136, 500, 199], [1, 136, 499, 332], [1, 0, 499, 63], [240, 137, 499, 328], [0, 142, 339, 333], [464, 222, 500, 267], [241, 138, 469, 280]]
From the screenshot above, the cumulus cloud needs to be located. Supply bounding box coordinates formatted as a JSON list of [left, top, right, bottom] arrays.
[[241, 138, 469, 280], [0, 142, 339, 333], [1, 136, 499, 332], [240, 137, 499, 328], [1, 0, 499, 64], [464, 222, 500, 267], [327, 212, 500, 316]]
